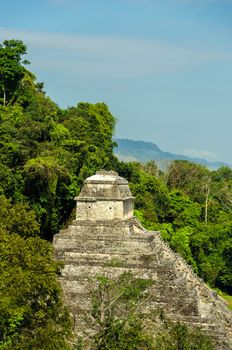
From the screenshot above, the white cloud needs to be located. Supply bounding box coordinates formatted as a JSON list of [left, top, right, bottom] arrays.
[[0, 27, 231, 79], [182, 148, 218, 161]]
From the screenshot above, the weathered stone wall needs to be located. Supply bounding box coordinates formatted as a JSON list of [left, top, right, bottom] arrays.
[[53, 220, 232, 349], [75, 170, 134, 222], [76, 199, 124, 221], [53, 171, 232, 349]]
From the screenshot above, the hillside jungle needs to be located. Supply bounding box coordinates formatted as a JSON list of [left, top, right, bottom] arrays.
[[0, 40, 231, 350]]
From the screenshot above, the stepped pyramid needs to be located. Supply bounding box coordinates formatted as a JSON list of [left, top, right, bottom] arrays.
[[53, 170, 232, 349]]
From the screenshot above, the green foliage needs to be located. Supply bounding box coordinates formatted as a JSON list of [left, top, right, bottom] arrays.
[[104, 257, 127, 268], [127, 160, 232, 295], [0, 40, 29, 106], [169, 190, 201, 228], [0, 39, 122, 349], [0, 37, 231, 348], [94, 315, 154, 350], [0, 61, 117, 239], [0, 230, 72, 350], [190, 222, 232, 292], [154, 321, 214, 350], [218, 291, 232, 310], [0, 195, 39, 237], [90, 273, 214, 350], [169, 227, 197, 268], [50, 122, 70, 146], [165, 160, 209, 202], [74, 338, 84, 350], [91, 273, 154, 350], [130, 167, 171, 224]]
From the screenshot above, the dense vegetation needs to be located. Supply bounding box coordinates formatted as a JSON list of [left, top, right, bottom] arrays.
[[88, 272, 213, 350], [0, 39, 117, 349], [116, 160, 232, 295], [0, 39, 231, 349]]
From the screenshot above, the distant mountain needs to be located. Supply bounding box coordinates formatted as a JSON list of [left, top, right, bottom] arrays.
[[114, 138, 231, 170]]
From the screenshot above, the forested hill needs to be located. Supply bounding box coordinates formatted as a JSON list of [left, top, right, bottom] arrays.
[[114, 138, 230, 170], [0, 39, 232, 349], [0, 39, 118, 350]]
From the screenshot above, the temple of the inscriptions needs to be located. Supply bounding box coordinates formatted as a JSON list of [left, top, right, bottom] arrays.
[[53, 170, 232, 349]]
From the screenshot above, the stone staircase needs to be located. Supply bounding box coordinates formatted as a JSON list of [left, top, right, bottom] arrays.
[[53, 219, 232, 350]]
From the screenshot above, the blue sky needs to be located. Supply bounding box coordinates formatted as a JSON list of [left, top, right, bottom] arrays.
[[1, 0, 232, 163]]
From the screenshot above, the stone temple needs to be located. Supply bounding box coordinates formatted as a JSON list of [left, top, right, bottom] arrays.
[[75, 170, 134, 222], [53, 170, 232, 349]]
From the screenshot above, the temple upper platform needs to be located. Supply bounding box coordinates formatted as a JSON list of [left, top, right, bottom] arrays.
[[75, 170, 134, 221]]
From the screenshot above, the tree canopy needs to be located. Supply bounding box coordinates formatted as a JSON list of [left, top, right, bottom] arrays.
[[0, 38, 231, 349], [0, 40, 30, 106]]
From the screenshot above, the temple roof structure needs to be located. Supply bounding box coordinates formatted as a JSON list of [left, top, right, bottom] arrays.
[[75, 170, 133, 201]]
